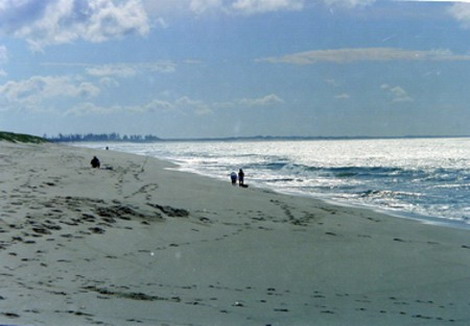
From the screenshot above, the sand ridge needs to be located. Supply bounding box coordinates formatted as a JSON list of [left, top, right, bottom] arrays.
[[1, 142, 470, 325]]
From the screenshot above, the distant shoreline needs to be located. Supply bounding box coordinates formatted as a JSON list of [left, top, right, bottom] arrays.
[[48, 134, 470, 143]]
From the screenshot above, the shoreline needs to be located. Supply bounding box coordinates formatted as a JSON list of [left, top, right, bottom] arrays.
[[77, 139, 470, 229], [153, 158, 470, 233], [2, 142, 470, 325]]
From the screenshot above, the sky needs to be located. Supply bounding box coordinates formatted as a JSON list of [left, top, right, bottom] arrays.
[[2, 0, 470, 138]]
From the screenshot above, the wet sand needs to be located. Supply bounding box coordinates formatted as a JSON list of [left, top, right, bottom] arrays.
[[1, 141, 470, 325]]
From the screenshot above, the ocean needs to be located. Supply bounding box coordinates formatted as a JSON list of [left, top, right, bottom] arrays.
[[79, 137, 470, 228]]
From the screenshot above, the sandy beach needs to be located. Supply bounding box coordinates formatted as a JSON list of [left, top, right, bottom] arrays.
[[1, 141, 470, 325]]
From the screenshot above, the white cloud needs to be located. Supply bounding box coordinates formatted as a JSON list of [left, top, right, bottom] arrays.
[[323, 0, 375, 8], [168, 93, 285, 113], [385, 1, 470, 27], [176, 96, 213, 115], [448, 4, 470, 28], [171, 94, 284, 114], [335, 93, 350, 99], [0, 76, 100, 105], [0, 45, 7, 64], [184, 59, 204, 65], [0, 0, 150, 50], [215, 93, 284, 109], [42, 61, 177, 77], [0, 45, 7, 77], [190, 0, 223, 14], [86, 65, 138, 78], [155, 17, 169, 29], [86, 62, 177, 78], [239, 94, 284, 106], [231, 0, 304, 14], [65, 96, 209, 116], [64, 93, 284, 116], [145, 0, 379, 16], [146, 62, 178, 73], [99, 77, 120, 88], [179, 0, 306, 15], [142, 0, 377, 19], [381, 84, 413, 103], [141, 99, 175, 112], [77, 81, 101, 98], [66, 102, 120, 116], [259, 48, 470, 64], [144, 0, 371, 16]]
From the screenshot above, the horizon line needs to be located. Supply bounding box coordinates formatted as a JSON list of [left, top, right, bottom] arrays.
[[45, 133, 470, 142]]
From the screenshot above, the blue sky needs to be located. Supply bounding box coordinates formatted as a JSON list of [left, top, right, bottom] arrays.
[[2, 0, 470, 138]]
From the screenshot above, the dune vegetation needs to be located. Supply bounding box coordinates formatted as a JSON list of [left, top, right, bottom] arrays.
[[0, 131, 47, 143]]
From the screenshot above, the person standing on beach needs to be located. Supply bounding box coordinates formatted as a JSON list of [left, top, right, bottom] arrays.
[[238, 169, 245, 186], [230, 171, 238, 185]]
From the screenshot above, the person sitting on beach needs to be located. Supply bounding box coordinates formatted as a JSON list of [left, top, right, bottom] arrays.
[[238, 169, 245, 186], [90, 156, 100, 168], [230, 171, 237, 185]]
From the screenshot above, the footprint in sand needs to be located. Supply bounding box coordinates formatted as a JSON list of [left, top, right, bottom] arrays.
[[274, 308, 289, 312], [393, 238, 407, 243]]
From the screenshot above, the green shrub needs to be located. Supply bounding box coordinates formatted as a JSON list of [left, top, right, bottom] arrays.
[[0, 131, 48, 143]]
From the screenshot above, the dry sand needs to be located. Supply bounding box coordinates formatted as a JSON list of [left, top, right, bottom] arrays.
[[1, 142, 470, 325]]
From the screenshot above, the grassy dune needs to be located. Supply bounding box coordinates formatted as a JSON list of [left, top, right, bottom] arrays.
[[0, 131, 47, 143]]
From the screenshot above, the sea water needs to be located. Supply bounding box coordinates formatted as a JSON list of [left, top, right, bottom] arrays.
[[80, 138, 470, 227]]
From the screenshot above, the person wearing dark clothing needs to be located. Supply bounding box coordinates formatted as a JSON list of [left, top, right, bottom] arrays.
[[90, 156, 100, 168], [238, 169, 245, 186], [230, 171, 237, 185]]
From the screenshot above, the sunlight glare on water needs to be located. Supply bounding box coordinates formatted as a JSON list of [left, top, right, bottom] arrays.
[[81, 138, 470, 226]]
